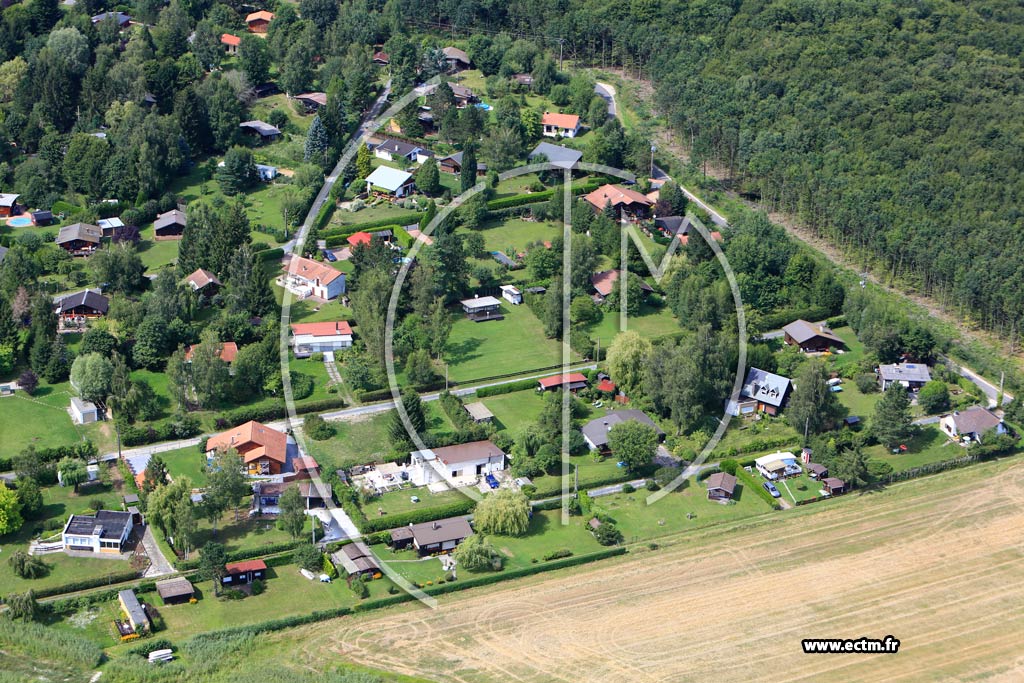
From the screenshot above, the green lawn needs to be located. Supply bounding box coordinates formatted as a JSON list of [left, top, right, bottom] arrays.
[[330, 200, 422, 228], [366, 485, 471, 518], [705, 416, 801, 456], [304, 411, 395, 472], [445, 302, 569, 382], [527, 455, 634, 498], [249, 94, 313, 134], [159, 445, 209, 487], [375, 508, 603, 586], [866, 425, 961, 473], [470, 217, 561, 256], [583, 300, 681, 349], [0, 473, 132, 598], [835, 382, 882, 420], [0, 381, 88, 460], [185, 511, 299, 560], [592, 478, 775, 543], [133, 564, 394, 637], [136, 225, 181, 272], [828, 325, 867, 376], [476, 388, 546, 433], [771, 472, 824, 504]]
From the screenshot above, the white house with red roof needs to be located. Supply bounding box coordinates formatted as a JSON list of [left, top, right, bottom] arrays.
[[278, 255, 346, 300], [290, 321, 353, 357], [541, 112, 582, 138]]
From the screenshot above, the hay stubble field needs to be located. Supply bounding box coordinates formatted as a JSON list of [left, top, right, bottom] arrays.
[[275, 458, 1024, 682]]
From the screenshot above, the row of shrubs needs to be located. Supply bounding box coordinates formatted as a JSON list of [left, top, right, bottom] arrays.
[[43, 579, 158, 615], [353, 497, 477, 534], [174, 540, 307, 571], [708, 436, 802, 460], [323, 224, 405, 248], [119, 416, 203, 447], [321, 213, 421, 238], [18, 441, 98, 465], [354, 380, 446, 404], [484, 178, 606, 212], [12, 569, 142, 601], [733, 466, 782, 510], [215, 396, 348, 430], [173, 547, 628, 646], [257, 247, 285, 263]]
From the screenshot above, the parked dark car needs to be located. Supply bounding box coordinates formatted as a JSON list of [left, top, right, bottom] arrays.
[[763, 481, 781, 498], [322, 249, 337, 262], [485, 474, 499, 489]]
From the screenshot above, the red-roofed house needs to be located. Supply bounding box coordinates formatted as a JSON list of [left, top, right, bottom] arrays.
[[372, 51, 390, 65], [206, 421, 288, 476], [223, 559, 266, 585], [597, 378, 617, 394], [347, 231, 372, 247], [184, 342, 238, 364], [591, 269, 654, 302], [537, 373, 590, 392], [541, 112, 581, 138], [221, 33, 240, 55], [584, 184, 654, 218], [290, 321, 353, 357], [245, 10, 274, 33], [278, 256, 346, 300]]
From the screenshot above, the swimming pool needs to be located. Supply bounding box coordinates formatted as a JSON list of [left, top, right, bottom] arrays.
[[6, 216, 32, 227]]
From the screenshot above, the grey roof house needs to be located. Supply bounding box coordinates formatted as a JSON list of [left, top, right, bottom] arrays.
[[727, 367, 792, 417], [878, 363, 931, 391], [581, 410, 666, 451], [528, 142, 583, 170]]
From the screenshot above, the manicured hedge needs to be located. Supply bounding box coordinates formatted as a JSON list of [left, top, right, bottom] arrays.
[[313, 200, 336, 232], [120, 417, 202, 447], [258, 247, 285, 263], [484, 178, 604, 212], [355, 379, 445, 403], [355, 498, 476, 534], [735, 467, 781, 510], [324, 224, 405, 248], [474, 378, 539, 398], [321, 213, 420, 237], [21, 570, 142, 601], [214, 396, 346, 428]]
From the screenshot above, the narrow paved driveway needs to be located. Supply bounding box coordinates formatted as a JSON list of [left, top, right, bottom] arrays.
[[594, 82, 617, 117], [141, 525, 175, 578]]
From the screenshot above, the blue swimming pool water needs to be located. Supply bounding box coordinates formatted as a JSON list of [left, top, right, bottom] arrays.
[[475, 102, 493, 111], [6, 216, 32, 227]]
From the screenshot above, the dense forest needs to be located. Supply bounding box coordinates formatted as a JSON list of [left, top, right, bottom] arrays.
[[1, 0, 1021, 340], [386, 0, 1024, 342]]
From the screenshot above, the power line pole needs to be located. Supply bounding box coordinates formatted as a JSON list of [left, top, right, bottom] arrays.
[[558, 39, 565, 71]]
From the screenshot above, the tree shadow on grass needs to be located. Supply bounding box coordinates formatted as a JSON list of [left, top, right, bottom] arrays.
[[444, 337, 484, 366]]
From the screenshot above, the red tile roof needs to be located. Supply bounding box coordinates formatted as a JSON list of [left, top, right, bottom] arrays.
[[538, 373, 589, 389], [220, 33, 241, 46], [542, 112, 581, 130], [591, 269, 654, 297], [225, 559, 267, 574], [347, 231, 372, 246], [289, 321, 352, 337], [207, 421, 288, 464], [245, 10, 274, 23], [597, 379, 617, 393], [584, 184, 654, 211], [184, 342, 238, 363]]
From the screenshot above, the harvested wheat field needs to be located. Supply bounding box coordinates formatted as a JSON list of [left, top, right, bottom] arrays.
[[283, 458, 1024, 682]]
